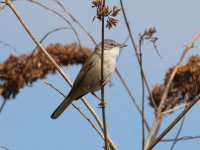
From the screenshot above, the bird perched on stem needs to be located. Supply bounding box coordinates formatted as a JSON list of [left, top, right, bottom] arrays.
[[51, 39, 126, 119]]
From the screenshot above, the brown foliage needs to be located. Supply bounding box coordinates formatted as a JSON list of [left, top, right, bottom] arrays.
[[0, 43, 92, 99], [150, 55, 200, 112]]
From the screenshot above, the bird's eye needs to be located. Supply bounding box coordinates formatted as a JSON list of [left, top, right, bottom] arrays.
[[110, 43, 114, 47]]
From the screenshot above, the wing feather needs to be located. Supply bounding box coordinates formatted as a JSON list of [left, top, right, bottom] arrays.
[[67, 54, 98, 97]]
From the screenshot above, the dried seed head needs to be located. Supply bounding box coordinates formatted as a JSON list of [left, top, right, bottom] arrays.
[[0, 43, 92, 99], [92, 0, 102, 7], [112, 6, 120, 16], [149, 55, 200, 113], [106, 18, 118, 29], [92, 0, 120, 29]]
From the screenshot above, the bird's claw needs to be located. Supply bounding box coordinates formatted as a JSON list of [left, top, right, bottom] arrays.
[[98, 102, 106, 108]]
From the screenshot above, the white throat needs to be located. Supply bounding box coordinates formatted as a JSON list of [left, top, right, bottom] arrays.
[[107, 47, 120, 58]]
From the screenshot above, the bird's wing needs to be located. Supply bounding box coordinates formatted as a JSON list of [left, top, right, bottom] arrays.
[[68, 53, 98, 97], [51, 53, 99, 119]]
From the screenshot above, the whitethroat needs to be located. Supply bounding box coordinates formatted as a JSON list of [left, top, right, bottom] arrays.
[[51, 39, 126, 119]]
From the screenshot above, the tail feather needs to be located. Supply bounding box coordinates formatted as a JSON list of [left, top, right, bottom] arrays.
[[51, 97, 73, 119]]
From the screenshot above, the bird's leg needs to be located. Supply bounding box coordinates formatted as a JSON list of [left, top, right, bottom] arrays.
[[91, 92, 102, 102], [90, 92, 106, 107], [98, 101, 107, 108]]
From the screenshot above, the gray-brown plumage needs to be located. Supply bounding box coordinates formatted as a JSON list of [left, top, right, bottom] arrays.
[[51, 39, 126, 119]]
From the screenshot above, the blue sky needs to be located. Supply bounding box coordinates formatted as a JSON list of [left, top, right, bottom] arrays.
[[0, 0, 200, 150]]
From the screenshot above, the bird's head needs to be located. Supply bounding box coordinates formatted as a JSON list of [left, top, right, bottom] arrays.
[[95, 39, 127, 51]]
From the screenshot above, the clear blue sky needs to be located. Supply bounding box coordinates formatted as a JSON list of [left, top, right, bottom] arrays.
[[0, 0, 200, 150]]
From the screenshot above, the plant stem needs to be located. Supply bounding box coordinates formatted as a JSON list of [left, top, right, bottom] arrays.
[[146, 96, 199, 150], [101, 0, 108, 149]]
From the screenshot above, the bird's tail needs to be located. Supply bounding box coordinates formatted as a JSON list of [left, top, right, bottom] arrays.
[[51, 97, 74, 119]]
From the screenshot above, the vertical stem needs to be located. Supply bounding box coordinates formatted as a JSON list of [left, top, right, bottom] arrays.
[[139, 47, 145, 150], [119, 0, 157, 110], [101, 0, 108, 149]]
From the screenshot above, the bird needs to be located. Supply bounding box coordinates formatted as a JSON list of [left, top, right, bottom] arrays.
[[51, 39, 126, 119]]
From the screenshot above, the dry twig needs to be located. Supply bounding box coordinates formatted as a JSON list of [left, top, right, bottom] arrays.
[[28, 0, 81, 46], [45, 81, 104, 141], [119, 0, 157, 110]]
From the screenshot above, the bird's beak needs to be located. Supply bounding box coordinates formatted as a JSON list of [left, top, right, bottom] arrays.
[[119, 44, 127, 48]]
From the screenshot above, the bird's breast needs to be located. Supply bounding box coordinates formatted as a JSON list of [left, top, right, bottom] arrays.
[[84, 50, 119, 92]]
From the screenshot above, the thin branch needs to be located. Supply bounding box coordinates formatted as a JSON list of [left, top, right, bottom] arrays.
[[0, 145, 10, 150], [91, 92, 102, 102], [115, 69, 150, 131], [0, 40, 19, 54], [119, 0, 157, 110], [82, 95, 116, 150], [28, 0, 81, 46], [56, 1, 97, 45], [146, 95, 200, 150], [161, 136, 200, 142], [53, 0, 67, 12], [170, 116, 185, 150], [44, 81, 104, 140], [153, 119, 163, 142], [0, 3, 6, 11], [139, 32, 145, 150], [144, 117, 159, 149], [30, 26, 70, 59], [101, 0, 108, 149], [162, 100, 200, 115], [0, 99, 7, 113], [5, 1, 116, 149], [117, 35, 150, 132], [37, 27, 70, 47]]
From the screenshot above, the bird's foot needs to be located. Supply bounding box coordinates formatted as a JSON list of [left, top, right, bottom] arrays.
[[98, 101, 106, 108]]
